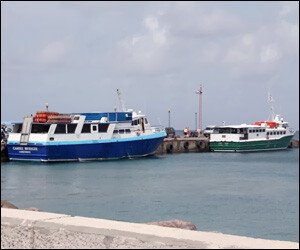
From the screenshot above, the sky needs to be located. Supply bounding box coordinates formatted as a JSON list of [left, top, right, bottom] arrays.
[[1, 1, 299, 130]]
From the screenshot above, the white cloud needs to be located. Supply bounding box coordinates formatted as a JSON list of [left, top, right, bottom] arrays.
[[114, 15, 169, 73], [276, 20, 299, 51], [260, 45, 280, 64], [223, 34, 256, 64], [278, 1, 298, 18], [168, 8, 243, 38], [144, 15, 167, 45], [36, 39, 69, 64], [144, 16, 159, 31]]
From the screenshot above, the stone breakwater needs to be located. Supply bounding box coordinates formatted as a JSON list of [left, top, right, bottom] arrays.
[[1, 208, 299, 249]]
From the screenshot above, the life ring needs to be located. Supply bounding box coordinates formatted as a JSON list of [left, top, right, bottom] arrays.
[[184, 141, 189, 151]]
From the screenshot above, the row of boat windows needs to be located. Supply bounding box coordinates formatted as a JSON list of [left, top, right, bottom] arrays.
[[113, 129, 131, 134], [131, 118, 148, 126], [217, 128, 248, 134], [267, 131, 286, 135], [216, 128, 286, 135], [249, 129, 266, 133], [13, 123, 109, 134]]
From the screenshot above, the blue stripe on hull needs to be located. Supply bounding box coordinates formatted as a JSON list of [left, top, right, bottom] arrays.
[[7, 136, 164, 162]]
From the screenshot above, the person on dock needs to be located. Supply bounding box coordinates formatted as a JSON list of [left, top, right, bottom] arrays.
[[183, 127, 188, 137], [187, 127, 190, 138]]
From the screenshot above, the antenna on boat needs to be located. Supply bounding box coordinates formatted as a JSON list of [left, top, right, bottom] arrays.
[[45, 102, 49, 112], [116, 89, 126, 112], [267, 92, 275, 121]]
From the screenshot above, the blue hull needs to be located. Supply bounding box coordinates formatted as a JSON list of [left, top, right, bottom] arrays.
[[7, 135, 165, 162]]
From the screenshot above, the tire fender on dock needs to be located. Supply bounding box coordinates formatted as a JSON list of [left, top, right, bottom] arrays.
[[184, 141, 189, 151], [166, 143, 173, 153], [196, 141, 206, 151]]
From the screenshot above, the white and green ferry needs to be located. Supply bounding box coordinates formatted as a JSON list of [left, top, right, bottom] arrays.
[[209, 114, 295, 152]]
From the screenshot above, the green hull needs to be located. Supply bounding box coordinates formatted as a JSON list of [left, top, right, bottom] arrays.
[[209, 135, 294, 152]]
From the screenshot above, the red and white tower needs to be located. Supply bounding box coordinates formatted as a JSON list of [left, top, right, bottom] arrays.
[[196, 85, 203, 132]]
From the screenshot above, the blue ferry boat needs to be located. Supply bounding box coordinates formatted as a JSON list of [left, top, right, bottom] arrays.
[[7, 93, 166, 161], [7, 110, 166, 162]]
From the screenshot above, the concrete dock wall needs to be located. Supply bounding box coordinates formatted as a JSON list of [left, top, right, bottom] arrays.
[[1, 208, 298, 249], [156, 137, 210, 154]]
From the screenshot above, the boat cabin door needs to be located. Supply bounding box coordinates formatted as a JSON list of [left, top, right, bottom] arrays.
[[20, 116, 33, 145]]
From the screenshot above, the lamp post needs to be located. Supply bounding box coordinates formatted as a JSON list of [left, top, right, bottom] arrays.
[[195, 85, 203, 132], [168, 110, 171, 128], [195, 112, 197, 131]]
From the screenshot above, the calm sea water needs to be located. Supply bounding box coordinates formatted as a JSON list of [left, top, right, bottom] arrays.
[[1, 149, 299, 242]]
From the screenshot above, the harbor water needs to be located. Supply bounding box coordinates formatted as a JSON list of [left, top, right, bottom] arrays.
[[1, 148, 299, 243]]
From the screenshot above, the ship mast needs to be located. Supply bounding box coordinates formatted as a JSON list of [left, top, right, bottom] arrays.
[[267, 92, 275, 121], [116, 89, 126, 112]]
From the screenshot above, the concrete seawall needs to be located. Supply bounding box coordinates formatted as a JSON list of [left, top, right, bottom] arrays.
[[1, 208, 298, 249], [156, 137, 210, 154]]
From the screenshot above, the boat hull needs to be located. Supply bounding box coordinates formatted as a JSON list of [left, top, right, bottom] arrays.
[[7, 133, 165, 162], [209, 135, 294, 152]]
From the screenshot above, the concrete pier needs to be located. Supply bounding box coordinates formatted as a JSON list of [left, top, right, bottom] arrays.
[[1, 208, 298, 249], [156, 137, 210, 154]]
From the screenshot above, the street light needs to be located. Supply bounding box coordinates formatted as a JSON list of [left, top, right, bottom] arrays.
[[195, 112, 197, 131], [168, 110, 171, 128], [195, 85, 203, 132]]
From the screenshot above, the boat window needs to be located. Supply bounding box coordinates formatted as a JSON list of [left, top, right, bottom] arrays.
[[283, 131, 286, 134], [81, 124, 91, 133], [249, 130, 252, 133], [13, 123, 23, 133], [113, 130, 118, 134], [219, 128, 231, 134], [262, 129, 265, 132], [125, 129, 131, 134], [267, 132, 269, 135], [32, 124, 51, 134], [132, 120, 138, 126], [145, 118, 148, 124], [67, 124, 77, 133], [239, 128, 247, 134], [119, 129, 125, 134], [54, 124, 66, 134], [74, 116, 80, 120], [231, 128, 238, 134], [98, 124, 109, 133], [92, 125, 98, 131]]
